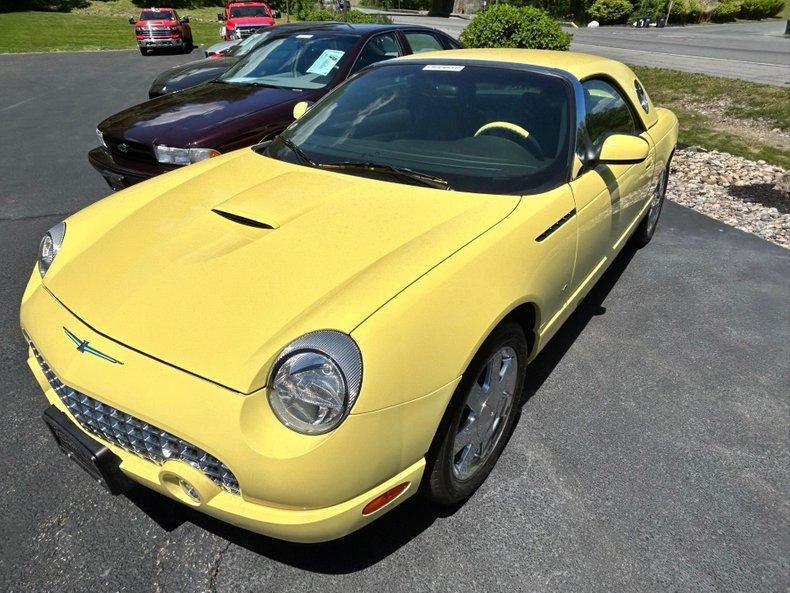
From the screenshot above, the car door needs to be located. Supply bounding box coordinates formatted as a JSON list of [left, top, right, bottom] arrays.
[[348, 32, 404, 77], [583, 78, 655, 247], [568, 78, 655, 292]]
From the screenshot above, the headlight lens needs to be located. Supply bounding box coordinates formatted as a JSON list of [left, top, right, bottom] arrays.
[[96, 128, 107, 148], [154, 145, 220, 165], [269, 331, 362, 435], [38, 222, 66, 278]]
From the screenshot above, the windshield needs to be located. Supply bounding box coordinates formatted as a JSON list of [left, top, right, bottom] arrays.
[[140, 10, 174, 20], [263, 64, 574, 194], [230, 6, 269, 17], [227, 29, 274, 56], [220, 33, 356, 90]]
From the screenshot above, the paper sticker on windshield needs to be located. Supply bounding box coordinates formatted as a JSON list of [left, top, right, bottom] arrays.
[[296, 34, 314, 39], [423, 65, 465, 72], [306, 49, 345, 76]]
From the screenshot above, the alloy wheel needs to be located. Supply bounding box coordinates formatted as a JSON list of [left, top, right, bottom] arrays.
[[452, 346, 518, 481]]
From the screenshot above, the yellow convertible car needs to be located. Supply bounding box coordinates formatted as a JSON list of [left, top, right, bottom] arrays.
[[20, 49, 677, 542]]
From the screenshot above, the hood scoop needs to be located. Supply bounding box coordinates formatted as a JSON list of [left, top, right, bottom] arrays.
[[212, 208, 275, 230]]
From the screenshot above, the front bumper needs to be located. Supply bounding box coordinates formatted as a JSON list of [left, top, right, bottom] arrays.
[[88, 146, 171, 190], [138, 38, 184, 49], [21, 275, 457, 542]]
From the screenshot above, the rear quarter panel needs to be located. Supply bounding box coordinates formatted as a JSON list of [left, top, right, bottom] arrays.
[[647, 107, 679, 172]]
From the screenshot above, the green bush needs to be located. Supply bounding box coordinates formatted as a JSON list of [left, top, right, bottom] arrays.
[[459, 4, 571, 50], [739, 0, 784, 17], [587, 0, 633, 23], [294, 6, 393, 23], [0, 0, 88, 12], [711, 0, 740, 20], [359, 0, 431, 9]]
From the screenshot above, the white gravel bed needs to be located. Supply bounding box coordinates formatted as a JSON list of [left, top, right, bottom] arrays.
[[666, 147, 789, 248]]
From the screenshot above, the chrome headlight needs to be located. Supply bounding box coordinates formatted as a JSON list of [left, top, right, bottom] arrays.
[[269, 331, 362, 435], [38, 222, 66, 278], [96, 128, 107, 149], [154, 145, 220, 165]]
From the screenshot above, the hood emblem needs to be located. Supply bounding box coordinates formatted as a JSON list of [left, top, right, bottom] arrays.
[[63, 327, 123, 365], [117, 143, 130, 153]]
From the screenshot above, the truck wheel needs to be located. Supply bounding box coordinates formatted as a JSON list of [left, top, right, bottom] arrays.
[[139, 47, 148, 56]]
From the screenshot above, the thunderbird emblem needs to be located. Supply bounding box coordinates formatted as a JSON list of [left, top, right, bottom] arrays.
[[63, 327, 123, 364], [117, 143, 130, 153]]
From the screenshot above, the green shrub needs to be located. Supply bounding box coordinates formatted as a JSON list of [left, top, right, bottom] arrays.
[[587, 0, 634, 23], [711, 0, 740, 20], [359, 0, 431, 9], [459, 4, 571, 50], [294, 6, 393, 23], [0, 0, 88, 11], [739, 0, 784, 17]]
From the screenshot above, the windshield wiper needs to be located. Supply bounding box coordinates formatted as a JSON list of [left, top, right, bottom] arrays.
[[273, 135, 316, 167], [317, 161, 451, 190]]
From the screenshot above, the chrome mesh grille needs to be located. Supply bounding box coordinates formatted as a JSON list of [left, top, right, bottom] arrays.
[[29, 340, 240, 494]]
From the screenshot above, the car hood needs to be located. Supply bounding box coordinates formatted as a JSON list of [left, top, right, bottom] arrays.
[[151, 57, 239, 90], [45, 151, 519, 393], [99, 83, 306, 148]]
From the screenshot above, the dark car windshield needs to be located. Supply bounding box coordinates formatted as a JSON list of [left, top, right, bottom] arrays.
[[263, 63, 573, 194], [230, 6, 269, 17], [140, 10, 175, 20], [220, 33, 356, 90], [226, 29, 275, 56]]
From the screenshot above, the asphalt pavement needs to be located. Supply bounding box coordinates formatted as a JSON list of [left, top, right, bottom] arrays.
[[1, 49, 789, 593], [381, 16, 790, 85]]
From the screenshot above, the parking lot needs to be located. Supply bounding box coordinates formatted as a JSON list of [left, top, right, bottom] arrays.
[[1, 49, 788, 592]]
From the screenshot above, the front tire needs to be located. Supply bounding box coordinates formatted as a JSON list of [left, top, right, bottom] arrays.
[[423, 321, 527, 505], [632, 161, 670, 248]]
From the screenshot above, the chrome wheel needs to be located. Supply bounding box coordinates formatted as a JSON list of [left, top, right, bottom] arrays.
[[646, 168, 667, 235], [452, 346, 518, 481]]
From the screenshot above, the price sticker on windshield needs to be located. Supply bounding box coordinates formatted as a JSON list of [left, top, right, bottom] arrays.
[[423, 65, 465, 72], [307, 50, 345, 76], [296, 34, 314, 39]]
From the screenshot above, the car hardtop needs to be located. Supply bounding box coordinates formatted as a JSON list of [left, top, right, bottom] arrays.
[[384, 48, 659, 129]]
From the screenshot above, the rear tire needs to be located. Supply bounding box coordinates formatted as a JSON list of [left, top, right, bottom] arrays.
[[632, 161, 670, 248], [423, 321, 527, 505], [139, 47, 149, 56]]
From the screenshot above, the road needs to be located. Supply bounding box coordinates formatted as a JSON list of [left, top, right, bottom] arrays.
[[1, 50, 789, 593], [384, 16, 790, 85]]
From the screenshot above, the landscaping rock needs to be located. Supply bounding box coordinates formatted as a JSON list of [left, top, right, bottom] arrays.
[[666, 148, 789, 248]]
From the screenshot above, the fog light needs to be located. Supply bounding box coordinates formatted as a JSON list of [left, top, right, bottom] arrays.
[[179, 479, 200, 503], [362, 482, 409, 516]]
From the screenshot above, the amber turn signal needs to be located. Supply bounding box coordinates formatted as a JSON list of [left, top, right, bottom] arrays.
[[362, 482, 409, 516]]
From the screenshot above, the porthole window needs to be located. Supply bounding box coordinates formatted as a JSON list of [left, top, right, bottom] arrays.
[[634, 79, 650, 113]]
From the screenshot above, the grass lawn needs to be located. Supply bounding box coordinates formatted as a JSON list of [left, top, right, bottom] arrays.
[[0, 11, 221, 53], [634, 66, 790, 168]]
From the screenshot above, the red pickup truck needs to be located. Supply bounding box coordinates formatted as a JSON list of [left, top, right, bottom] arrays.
[[129, 7, 193, 55], [217, 1, 276, 41]]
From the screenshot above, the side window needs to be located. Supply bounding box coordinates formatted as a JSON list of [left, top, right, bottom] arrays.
[[582, 78, 637, 149], [350, 33, 402, 75], [404, 31, 444, 54]]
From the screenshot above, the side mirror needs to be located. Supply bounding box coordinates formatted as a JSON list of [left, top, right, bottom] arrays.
[[128, 16, 136, 25], [217, 13, 226, 21], [273, 9, 282, 18], [596, 134, 649, 164], [181, 16, 190, 24], [292, 101, 312, 120]]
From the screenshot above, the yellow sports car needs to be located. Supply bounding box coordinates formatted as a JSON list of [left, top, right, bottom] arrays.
[[20, 49, 677, 543]]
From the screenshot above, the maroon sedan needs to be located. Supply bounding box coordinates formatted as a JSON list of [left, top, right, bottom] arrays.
[[89, 23, 460, 190]]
